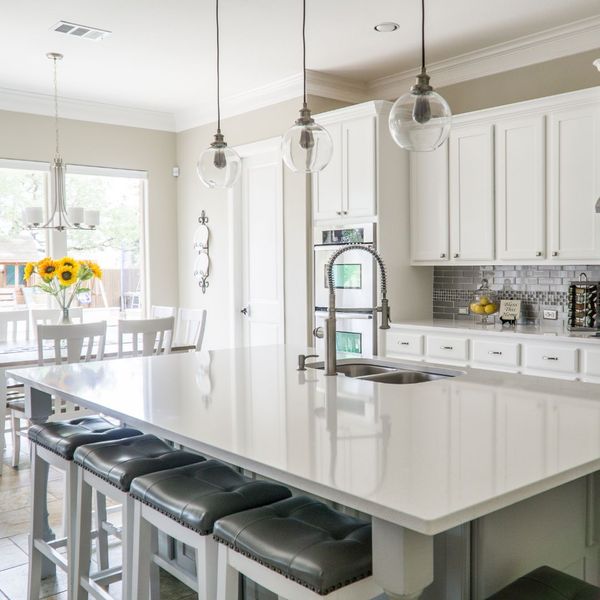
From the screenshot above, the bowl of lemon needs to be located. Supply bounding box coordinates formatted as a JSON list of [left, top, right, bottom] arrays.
[[470, 279, 498, 324]]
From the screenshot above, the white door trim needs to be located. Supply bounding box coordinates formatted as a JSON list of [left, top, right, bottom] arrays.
[[228, 136, 283, 348]]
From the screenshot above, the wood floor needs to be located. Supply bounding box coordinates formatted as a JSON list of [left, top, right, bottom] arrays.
[[0, 433, 277, 600]]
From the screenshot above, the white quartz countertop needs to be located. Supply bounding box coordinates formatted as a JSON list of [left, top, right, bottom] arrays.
[[391, 319, 600, 345], [9, 345, 600, 535]]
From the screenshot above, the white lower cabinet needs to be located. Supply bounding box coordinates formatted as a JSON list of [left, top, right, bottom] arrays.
[[523, 344, 578, 379], [385, 330, 424, 359], [426, 335, 469, 364], [472, 339, 520, 371]]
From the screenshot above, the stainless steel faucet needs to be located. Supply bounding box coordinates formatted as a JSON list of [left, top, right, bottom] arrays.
[[324, 244, 390, 376]]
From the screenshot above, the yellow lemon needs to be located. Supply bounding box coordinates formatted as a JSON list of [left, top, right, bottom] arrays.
[[471, 304, 486, 315], [484, 303, 497, 314], [479, 296, 490, 306]]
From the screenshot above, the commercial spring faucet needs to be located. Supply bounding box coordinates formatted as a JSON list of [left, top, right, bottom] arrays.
[[324, 244, 390, 375]]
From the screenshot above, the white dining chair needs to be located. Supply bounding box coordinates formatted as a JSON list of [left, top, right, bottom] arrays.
[[0, 308, 30, 342], [117, 316, 175, 357], [176, 308, 207, 351], [151, 305, 177, 319]]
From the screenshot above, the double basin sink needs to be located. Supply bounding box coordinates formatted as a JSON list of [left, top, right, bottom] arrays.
[[307, 358, 460, 384]]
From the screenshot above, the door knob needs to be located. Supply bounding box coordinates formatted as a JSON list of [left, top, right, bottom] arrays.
[[240, 307, 248, 316]]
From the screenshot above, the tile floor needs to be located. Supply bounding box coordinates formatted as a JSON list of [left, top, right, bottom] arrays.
[[0, 433, 277, 600]]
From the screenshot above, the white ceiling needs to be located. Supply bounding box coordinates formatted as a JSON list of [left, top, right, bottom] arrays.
[[0, 0, 599, 129]]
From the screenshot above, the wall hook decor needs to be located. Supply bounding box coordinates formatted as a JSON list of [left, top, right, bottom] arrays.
[[193, 210, 210, 293]]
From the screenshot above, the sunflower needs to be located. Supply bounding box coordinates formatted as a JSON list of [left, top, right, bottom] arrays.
[[23, 262, 35, 281], [56, 265, 77, 287], [37, 258, 57, 281], [85, 260, 102, 279], [56, 257, 80, 275]]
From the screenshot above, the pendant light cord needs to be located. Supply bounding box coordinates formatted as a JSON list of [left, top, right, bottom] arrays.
[[53, 56, 60, 158], [420, 0, 426, 74], [302, 0, 307, 106], [216, 0, 221, 134]]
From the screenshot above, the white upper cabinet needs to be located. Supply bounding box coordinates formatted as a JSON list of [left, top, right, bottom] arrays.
[[495, 116, 546, 260], [449, 124, 495, 261], [548, 105, 600, 260], [313, 114, 376, 220], [410, 142, 449, 261]]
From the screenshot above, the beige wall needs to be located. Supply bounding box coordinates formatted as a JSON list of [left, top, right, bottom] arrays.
[[0, 109, 178, 308], [176, 95, 348, 350], [439, 48, 600, 114]]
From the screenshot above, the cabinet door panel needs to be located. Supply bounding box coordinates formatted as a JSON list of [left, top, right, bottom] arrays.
[[410, 142, 449, 261], [313, 122, 343, 220], [496, 116, 546, 260], [343, 116, 376, 217], [450, 124, 495, 261], [548, 106, 600, 259]]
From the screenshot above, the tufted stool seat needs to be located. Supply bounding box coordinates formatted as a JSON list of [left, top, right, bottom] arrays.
[[28, 416, 141, 459], [488, 566, 600, 600], [26, 416, 142, 600], [72, 434, 205, 599], [213, 495, 381, 599], [130, 459, 292, 534]]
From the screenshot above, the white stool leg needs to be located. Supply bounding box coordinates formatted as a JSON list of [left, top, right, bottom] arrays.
[[196, 536, 218, 600], [27, 449, 44, 600], [131, 502, 152, 600], [148, 520, 160, 600], [10, 412, 20, 468], [217, 544, 239, 600], [94, 490, 109, 573], [121, 495, 135, 599], [65, 461, 78, 599], [73, 473, 93, 600]]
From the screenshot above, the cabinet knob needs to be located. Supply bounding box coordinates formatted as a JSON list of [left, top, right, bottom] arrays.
[[343, 210, 348, 215], [440, 252, 447, 259], [536, 251, 542, 257], [453, 253, 459, 259], [552, 251, 559, 257]]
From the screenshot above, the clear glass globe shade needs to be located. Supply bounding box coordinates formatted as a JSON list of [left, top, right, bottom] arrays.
[[389, 89, 452, 152], [196, 145, 241, 189], [282, 122, 333, 173]]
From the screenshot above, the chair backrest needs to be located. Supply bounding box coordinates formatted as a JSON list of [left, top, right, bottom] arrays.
[[37, 321, 107, 365], [151, 305, 177, 319], [0, 308, 30, 342], [31, 307, 84, 327], [0, 288, 16, 307], [118, 316, 174, 357], [176, 308, 207, 351]]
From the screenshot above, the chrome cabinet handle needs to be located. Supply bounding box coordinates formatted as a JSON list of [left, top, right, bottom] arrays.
[[536, 251, 542, 257], [440, 252, 447, 259], [453, 253, 459, 259], [543, 356, 559, 361], [441, 345, 454, 350], [488, 351, 503, 355], [552, 251, 559, 257], [399, 341, 410, 346]]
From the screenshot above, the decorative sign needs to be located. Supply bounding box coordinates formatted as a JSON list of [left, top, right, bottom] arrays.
[[193, 210, 210, 294], [499, 299, 521, 324]]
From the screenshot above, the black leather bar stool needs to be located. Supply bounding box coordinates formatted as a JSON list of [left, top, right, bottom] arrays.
[[72, 434, 204, 600], [487, 566, 600, 600], [213, 495, 383, 600], [27, 417, 142, 600], [129, 459, 292, 600]]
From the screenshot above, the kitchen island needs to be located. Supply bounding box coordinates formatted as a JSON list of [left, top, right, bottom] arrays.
[[9, 345, 600, 599]]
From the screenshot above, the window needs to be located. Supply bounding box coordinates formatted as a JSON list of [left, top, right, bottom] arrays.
[[0, 160, 147, 316]]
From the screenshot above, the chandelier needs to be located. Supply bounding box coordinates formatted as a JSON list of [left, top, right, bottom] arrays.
[[24, 53, 99, 231]]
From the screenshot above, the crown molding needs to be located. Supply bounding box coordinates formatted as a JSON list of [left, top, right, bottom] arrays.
[[0, 86, 176, 131], [369, 14, 600, 100], [174, 70, 368, 132]]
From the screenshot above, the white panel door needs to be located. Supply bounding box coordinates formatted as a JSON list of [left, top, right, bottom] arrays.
[[313, 122, 343, 220], [241, 148, 285, 347], [496, 116, 546, 260], [410, 141, 449, 261], [548, 105, 600, 260], [343, 116, 377, 218], [449, 124, 495, 261]]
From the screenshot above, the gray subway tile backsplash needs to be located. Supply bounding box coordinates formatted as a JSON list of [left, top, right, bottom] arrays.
[[432, 264, 600, 323]]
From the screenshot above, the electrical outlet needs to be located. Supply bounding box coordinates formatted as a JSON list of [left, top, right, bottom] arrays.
[[458, 307, 469, 315], [543, 309, 558, 320]]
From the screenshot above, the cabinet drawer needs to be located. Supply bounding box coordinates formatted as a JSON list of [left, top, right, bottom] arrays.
[[524, 344, 578, 374], [386, 331, 423, 357], [426, 336, 469, 362], [472, 339, 520, 368], [581, 350, 600, 378]]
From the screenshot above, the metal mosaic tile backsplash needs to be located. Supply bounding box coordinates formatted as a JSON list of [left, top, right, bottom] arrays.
[[433, 265, 600, 323]]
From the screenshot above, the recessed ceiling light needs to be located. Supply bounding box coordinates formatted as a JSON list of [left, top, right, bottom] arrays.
[[374, 22, 399, 33]]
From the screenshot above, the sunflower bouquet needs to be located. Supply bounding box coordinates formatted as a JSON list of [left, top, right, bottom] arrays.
[[24, 256, 102, 323]]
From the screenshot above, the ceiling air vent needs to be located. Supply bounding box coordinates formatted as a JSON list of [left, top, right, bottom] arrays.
[[51, 21, 111, 41]]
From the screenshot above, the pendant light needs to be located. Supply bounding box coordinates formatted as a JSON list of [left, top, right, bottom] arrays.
[[388, 0, 452, 152], [282, 0, 333, 173], [196, 0, 241, 189], [24, 53, 99, 231]]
